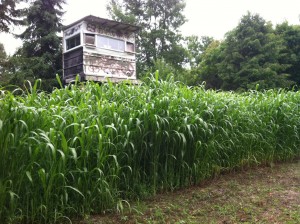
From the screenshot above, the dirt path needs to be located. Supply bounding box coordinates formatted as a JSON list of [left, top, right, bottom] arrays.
[[80, 160, 300, 224]]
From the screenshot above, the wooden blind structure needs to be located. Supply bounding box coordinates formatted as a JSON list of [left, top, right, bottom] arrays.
[[63, 15, 140, 84]]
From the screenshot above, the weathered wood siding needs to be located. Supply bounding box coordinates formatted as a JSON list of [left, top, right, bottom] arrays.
[[63, 16, 139, 84], [63, 47, 84, 83]]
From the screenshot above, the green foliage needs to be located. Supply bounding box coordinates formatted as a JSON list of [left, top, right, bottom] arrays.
[[142, 58, 191, 84], [0, 43, 6, 79], [196, 12, 296, 91], [10, 0, 65, 91], [0, 43, 9, 86], [150, 58, 176, 80], [0, 43, 6, 60], [0, 77, 300, 222], [185, 35, 214, 68], [218, 12, 293, 91], [194, 40, 223, 88], [107, 0, 187, 77], [0, 0, 26, 33], [275, 22, 300, 87]]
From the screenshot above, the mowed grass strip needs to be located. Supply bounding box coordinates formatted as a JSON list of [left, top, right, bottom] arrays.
[[0, 76, 300, 223], [84, 160, 300, 224]]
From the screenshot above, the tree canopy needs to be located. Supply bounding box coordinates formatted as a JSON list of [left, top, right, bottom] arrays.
[[0, 0, 26, 33], [0, 43, 7, 83], [275, 22, 300, 85], [197, 12, 297, 91], [107, 0, 187, 76], [10, 0, 65, 91], [1, 2, 300, 91]]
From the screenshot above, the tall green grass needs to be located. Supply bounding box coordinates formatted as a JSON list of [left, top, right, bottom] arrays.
[[0, 75, 299, 223]]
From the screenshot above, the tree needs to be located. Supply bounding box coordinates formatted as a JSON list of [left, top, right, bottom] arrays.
[[275, 22, 300, 87], [217, 12, 294, 91], [13, 0, 65, 91], [181, 35, 215, 86], [197, 40, 223, 89], [107, 0, 187, 77], [0, 43, 7, 84], [0, 43, 6, 62], [0, 0, 26, 33], [185, 35, 214, 68]]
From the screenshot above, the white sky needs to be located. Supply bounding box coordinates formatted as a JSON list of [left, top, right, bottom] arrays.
[[1, 0, 300, 55]]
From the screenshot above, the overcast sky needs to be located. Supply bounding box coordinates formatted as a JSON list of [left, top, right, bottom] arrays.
[[1, 0, 300, 55]]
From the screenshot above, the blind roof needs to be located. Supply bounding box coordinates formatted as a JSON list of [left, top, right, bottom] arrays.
[[64, 15, 140, 33]]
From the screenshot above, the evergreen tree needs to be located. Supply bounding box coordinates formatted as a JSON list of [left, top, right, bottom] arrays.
[[0, 43, 6, 63], [14, 0, 65, 91], [275, 22, 300, 87], [0, 0, 26, 32], [217, 12, 294, 91], [0, 43, 7, 84], [107, 0, 187, 77]]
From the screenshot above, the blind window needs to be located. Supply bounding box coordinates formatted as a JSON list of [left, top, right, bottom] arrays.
[[97, 36, 125, 51], [85, 34, 95, 45], [66, 34, 80, 50]]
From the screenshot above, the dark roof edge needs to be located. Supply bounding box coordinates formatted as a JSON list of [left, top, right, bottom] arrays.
[[63, 15, 140, 32]]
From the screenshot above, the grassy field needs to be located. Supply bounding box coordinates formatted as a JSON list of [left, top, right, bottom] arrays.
[[0, 75, 300, 223], [81, 160, 300, 224]]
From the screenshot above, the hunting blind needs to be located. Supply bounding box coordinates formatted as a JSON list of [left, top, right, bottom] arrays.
[[63, 15, 140, 84]]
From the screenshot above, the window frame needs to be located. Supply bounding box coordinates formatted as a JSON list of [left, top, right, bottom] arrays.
[[85, 33, 96, 46], [66, 34, 81, 51], [97, 35, 125, 52], [125, 41, 135, 53]]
